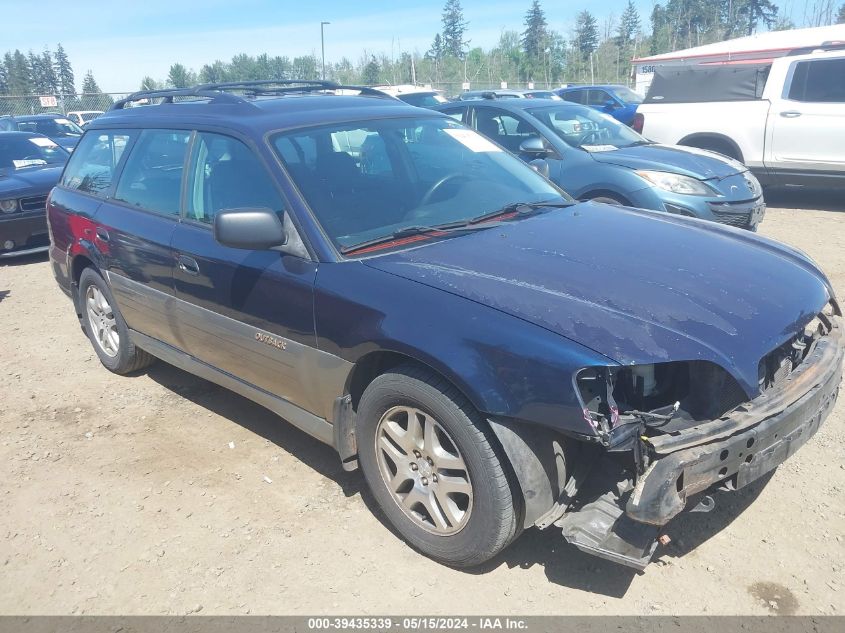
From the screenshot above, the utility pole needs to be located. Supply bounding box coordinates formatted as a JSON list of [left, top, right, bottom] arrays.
[[320, 21, 330, 80]]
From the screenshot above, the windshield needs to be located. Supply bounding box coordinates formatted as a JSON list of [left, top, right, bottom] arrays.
[[16, 117, 84, 138], [0, 135, 68, 172], [272, 117, 567, 252], [527, 104, 647, 150], [399, 92, 448, 107], [610, 86, 644, 104]]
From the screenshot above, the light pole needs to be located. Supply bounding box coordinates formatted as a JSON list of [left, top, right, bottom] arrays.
[[320, 21, 330, 80]]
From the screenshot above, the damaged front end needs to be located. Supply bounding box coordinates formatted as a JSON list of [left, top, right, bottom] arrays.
[[555, 302, 844, 570]]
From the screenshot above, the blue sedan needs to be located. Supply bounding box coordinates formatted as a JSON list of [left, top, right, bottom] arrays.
[[555, 84, 642, 128], [434, 98, 765, 230]]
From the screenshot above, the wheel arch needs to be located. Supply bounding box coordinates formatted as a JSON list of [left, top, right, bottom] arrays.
[[69, 253, 98, 318], [580, 189, 632, 206], [342, 349, 571, 528], [678, 133, 744, 163]]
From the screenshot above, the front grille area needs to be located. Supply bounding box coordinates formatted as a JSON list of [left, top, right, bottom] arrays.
[[709, 203, 753, 228], [19, 195, 48, 213]]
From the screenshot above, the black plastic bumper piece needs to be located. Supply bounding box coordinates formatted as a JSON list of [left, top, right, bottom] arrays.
[[557, 489, 659, 570]]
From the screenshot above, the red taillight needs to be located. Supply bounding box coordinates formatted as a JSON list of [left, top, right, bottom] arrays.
[[632, 112, 644, 134]]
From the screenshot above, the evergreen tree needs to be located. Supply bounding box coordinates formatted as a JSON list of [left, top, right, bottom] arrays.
[[81, 71, 101, 94], [427, 33, 445, 60], [362, 55, 380, 85], [28, 51, 47, 94], [8, 50, 33, 95], [441, 0, 468, 58], [521, 0, 548, 61], [736, 0, 778, 35], [140, 76, 159, 91], [573, 11, 599, 59], [0, 61, 7, 95], [167, 63, 192, 88], [616, 0, 641, 47], [836, 3, 845, 22], [54, 44, 75, 95], [41, 50, 58, 94]]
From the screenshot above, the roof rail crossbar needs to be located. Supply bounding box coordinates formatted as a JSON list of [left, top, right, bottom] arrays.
[[198, 79, 394, 99], [110, 79, 397, 111], [111, 88, 246, 110]]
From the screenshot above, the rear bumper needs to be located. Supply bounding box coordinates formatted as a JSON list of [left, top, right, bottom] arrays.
[[0, 213, 49, 257], [627, 322, 844, 526]]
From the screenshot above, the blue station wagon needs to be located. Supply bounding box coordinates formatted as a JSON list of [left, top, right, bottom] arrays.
[[48, 81, 843, 570]]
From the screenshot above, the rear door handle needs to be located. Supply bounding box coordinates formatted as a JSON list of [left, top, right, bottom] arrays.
[[177, 255, 200, 276], [95, 228, 109, 242], [780, 111, 802, 118]]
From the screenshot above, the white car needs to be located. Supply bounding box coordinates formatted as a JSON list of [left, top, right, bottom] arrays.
[[373, 85, 448, 108], [66, 110, 104, 127], [637, 47, 845, 188]]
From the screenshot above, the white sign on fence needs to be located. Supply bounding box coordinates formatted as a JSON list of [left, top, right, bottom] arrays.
[[500, 81, 508, 89], [39, 96, 58, 108], [462, 82, 470, 91], [528, 82, 534, 90]]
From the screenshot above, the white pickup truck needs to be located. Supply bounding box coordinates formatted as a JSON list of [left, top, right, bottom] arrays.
[[637, 49, 845, 189]]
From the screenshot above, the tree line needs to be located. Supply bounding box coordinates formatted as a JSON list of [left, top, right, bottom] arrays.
[[2, 1, 844, 98]]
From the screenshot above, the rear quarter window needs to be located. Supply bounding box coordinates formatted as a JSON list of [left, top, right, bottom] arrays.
[[61, 130, 134, 196]]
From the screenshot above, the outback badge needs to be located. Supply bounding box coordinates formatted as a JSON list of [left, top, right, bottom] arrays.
[[255, 331, 286, 350]]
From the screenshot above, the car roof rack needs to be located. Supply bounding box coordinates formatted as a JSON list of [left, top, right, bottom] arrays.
[[111, 80, 394, 110]]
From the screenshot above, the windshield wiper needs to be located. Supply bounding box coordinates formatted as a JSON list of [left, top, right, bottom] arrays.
[[466, 199, 575, 225], [340, 223, 493, 255]]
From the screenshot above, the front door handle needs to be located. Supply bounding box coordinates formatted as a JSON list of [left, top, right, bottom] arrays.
[[95, 228, 109, 242], [780, 111, 802, 118], [177, 255, 200, 276]]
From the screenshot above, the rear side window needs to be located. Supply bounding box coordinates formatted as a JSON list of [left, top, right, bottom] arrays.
[[561, 90, 585, 104], [788, 59, 845, 103], [114, 129, 191, 216], [61, 130, 134, 196], [186, 132, 283, 224]]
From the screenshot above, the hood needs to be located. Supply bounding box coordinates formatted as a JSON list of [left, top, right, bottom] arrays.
[[364, 204, 832, 395], [53, 136, 79, 152], [588, 143, 744, 180], [0, 165, 64, 197]]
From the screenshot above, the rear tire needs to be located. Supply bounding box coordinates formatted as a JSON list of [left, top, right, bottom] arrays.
[[79, 267, 155, 375], [357, 364, 520, 567]]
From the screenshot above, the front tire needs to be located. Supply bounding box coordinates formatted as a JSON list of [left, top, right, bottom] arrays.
[[79, 267, 155, 375], [357, 364, 520, 567]]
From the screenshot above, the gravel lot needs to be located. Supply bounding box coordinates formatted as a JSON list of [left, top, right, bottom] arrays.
[[1, 192, 843, 616]]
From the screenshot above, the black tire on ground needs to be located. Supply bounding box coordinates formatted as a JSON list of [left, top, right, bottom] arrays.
[[356, 363, 521, 567], [78, 267, 155, 375]]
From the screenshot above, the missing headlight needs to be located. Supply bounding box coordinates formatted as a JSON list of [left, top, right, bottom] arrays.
[[577, 361, 749, 437]]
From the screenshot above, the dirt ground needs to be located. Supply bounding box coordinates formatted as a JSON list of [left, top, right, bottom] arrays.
[[1, 191, 844, 616]]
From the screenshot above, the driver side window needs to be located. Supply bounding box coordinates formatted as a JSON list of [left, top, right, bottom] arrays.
[[473, 108, 543, 154]]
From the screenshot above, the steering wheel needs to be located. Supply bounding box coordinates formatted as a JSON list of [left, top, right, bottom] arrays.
[[577, 130, 602, 145], [419, 173, 468, 207]]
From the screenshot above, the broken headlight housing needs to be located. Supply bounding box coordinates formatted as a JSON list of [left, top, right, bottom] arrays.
[[576, 361, 748, 439]]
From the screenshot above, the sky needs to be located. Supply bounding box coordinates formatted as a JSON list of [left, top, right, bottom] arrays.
[[0, 0, 810, 93]]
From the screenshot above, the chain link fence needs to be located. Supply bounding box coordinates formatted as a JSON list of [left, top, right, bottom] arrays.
[[0, 93, 129, 118]]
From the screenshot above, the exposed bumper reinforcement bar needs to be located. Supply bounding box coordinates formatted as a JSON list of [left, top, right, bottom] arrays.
[[627, 326, 843, 526]]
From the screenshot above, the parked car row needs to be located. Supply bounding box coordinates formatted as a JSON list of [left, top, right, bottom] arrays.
[[43, 81, 842, 572]]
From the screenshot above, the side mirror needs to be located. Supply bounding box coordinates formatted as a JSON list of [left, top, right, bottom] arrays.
[[214, 207, 287, 250], [529, 159, 550, 179], [519, 136, 548, 155]]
